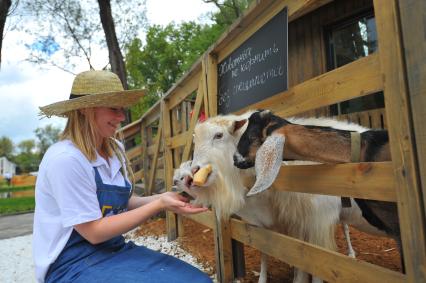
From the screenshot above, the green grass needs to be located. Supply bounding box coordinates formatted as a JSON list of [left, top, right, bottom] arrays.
[[0, 197, 35, 215], [0, 185, 35, 192]]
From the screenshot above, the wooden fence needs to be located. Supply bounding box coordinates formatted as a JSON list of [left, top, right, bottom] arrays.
[[118, 0, 426, 282]]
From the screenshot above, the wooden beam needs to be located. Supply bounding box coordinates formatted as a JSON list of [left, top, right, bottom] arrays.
[[126, 145, 143, 161], [213, 0, 334, 62], [162, 100, 178, 241], [272, 162, 396, 201], [147, 124, 163, 196], [374, 0, 426, 281], [235, 54, 382, 117], [207, 53, 218, 117], [213, 210, 234, 283], [230, 218, 405, 283], [185, 211, 215, 229], [182, 78, 205, 162], [167, 70, 201, 110], [398, 0, 426, 218]]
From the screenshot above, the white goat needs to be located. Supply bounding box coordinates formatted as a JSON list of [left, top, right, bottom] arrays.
[[177, 112, 380, 283]]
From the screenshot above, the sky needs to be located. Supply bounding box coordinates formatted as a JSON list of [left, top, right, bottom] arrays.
[[0, 0, 217, 146]]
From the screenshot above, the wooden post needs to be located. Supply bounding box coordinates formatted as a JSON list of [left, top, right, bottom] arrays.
[[207, 53, 218, 117], [374, 0, 426, 281], [162, 100, 178, 241], [140, 121, 150, 195], [213, 211, 234, 283]]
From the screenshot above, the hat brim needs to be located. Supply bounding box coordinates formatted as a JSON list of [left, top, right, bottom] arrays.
[[39, 89, 145, 117]]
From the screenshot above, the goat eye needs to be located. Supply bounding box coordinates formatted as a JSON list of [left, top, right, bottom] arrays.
[[214, 132, 223, 140]]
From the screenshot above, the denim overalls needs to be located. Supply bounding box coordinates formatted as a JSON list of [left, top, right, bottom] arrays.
[[46, 167, 211, 283]]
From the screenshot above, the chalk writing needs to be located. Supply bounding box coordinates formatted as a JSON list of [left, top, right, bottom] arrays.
[[217, 7, 288, 114]]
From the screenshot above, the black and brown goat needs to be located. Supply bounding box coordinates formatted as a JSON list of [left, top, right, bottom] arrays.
[[233, 109, 402, 268]]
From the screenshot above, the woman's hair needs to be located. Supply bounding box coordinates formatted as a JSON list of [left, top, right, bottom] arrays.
[[60, 109, 135, 187]]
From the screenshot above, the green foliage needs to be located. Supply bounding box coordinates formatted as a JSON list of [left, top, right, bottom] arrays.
[[207, 0, 253, 27], [0, 136, 14, 158], [126, 22, 223, 118], [126, 0, 253, 119], [13, 151, 39, 173], [0, 197, 35, 215], [34, 124, 61, 157]]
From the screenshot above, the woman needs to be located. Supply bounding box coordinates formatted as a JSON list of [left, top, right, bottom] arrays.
[[33, 70, 211, 283]]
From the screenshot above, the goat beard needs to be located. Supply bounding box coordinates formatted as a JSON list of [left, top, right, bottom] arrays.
[[191, 153, 249, 220]]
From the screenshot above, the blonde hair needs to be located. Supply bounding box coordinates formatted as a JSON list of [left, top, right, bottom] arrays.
[[61, 109, 135, 187]]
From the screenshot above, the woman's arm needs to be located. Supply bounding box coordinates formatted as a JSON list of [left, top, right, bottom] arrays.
[[74, 192, 207, 244], [127, 194, 161, 210]]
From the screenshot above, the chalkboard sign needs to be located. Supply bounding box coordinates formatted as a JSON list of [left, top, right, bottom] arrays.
[[217, 8, 288, 114]]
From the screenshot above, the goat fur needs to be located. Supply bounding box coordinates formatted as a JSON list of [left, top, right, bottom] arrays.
[[180, 112, 372, 283]]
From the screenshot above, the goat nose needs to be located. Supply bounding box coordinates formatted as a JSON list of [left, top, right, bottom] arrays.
[[191, 166, 200, 175], [173, 179, 178, 186]]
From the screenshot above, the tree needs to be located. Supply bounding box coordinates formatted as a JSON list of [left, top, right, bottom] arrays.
[[17, 139, 35, 153], [203, 0, 253, 26], [17, 0, 147, 82], [0, 0, 11, 68], [126, 0, 252, 118], [34, 124, 61, 158], [0, 136, 14, 159], [126, 22, 223, 117], [14, 139, 39, 173]]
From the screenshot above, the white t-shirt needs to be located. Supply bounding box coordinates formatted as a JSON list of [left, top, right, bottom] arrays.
[[33, 139, 129, 283]]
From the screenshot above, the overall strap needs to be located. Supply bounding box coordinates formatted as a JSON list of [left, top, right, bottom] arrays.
[[93, 167, 103, 186]]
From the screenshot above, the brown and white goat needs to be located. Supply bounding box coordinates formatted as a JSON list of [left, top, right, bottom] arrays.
[[233, 109, 401, 266], [183, 112, 367, 283]]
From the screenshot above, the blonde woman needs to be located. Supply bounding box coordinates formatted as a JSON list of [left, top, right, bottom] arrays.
[[33, 70, 211, 283]]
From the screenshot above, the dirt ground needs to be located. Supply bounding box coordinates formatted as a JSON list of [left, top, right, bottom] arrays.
[[135, 216, 402, 282]]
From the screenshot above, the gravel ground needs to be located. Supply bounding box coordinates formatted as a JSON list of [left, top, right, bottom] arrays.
[[0, 231, 214, 283]]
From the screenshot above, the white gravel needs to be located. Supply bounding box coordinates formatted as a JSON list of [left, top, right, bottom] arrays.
[[0, 231, 214, 283]]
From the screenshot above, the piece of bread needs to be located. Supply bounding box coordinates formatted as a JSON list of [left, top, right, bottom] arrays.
[[193, 164, 212, 186]]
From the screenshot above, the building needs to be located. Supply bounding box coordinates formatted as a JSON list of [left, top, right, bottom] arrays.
[[0, 156, 17, 177]]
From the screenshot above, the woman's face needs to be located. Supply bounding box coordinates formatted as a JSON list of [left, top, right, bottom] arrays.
[[93, 107, 126, 138]]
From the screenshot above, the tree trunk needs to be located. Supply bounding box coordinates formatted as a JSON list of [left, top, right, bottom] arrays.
[[0, 0, 12, 69], [97, 0, 132, 123]]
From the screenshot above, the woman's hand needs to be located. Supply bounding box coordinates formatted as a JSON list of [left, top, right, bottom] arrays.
[[158, 192, 208, 215]]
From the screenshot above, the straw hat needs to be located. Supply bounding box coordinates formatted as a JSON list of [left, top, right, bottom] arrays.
[[39, 70, 145, 117]]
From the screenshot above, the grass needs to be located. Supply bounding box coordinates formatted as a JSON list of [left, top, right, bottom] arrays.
[[0, 197, 35, 215], [0, 185, 35, 192], [0, 185, 36, 215]]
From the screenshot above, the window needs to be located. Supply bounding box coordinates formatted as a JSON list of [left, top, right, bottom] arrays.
[[326, 12, 384, 115]]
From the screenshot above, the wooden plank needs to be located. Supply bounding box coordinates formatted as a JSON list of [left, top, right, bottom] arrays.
[[272, 162, 396, 201], [126, 145, 143, 161], [167, 70, 202, 110], [167, 131, 187, 149], [207, 54, 218, 117], [398, 0, 426, 218], [182, 78, 205, 162], [230, 218, 405, 283], [201, 57, 210, 118], [213, 209, 234, 283], [161, 100, 178, 241], [147, 124, 163, 196], [214, 0, 333, 62], [140, 122, 150, 192], [374, 0, 426, 281], [119, 119, 141, 139], [171, 108, 182, 167], [185, 211, 215, 229], [235, 54, 382, 117], [133, 169, 143, 183]]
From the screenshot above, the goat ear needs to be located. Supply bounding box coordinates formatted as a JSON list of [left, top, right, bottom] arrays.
[[246, 134, 285, 196], [232, 119, 247, 135]]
